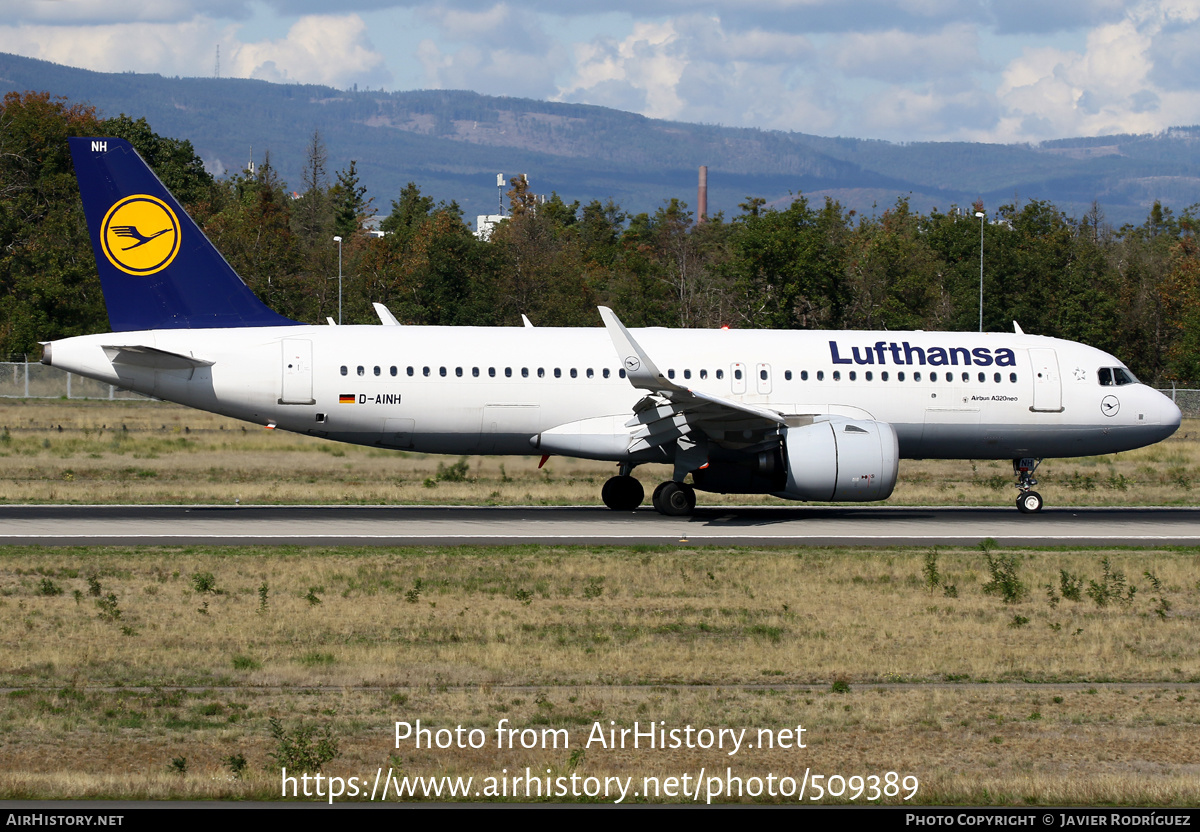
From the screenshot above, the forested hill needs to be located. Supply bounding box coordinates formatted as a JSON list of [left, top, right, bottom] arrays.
[[2, 51, 1198, 226]]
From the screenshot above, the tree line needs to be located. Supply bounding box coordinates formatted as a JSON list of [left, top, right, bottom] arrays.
[[2, 91, 1198, 386]]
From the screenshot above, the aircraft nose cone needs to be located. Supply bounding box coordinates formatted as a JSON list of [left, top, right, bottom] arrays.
[[1162, 394, 1183, 433]]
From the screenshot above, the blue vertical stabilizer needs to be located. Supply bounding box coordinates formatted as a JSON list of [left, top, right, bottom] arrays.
[[69, 137, 298, 331]]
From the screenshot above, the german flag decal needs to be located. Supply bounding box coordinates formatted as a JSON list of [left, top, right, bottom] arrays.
[[339, 394, 355, 404]]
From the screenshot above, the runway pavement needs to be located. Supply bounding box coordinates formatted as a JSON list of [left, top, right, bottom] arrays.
[[1, 504, 1197, 547]]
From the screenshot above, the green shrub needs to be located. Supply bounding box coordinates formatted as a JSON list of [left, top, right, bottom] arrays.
[[268, 718, 340, 773]]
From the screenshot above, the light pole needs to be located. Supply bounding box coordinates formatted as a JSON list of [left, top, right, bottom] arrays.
[[333, 236, 343, 325], [975, 211, 985, 332]]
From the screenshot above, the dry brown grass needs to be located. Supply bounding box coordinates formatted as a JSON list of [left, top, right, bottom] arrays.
[[1, 399, 1198, 506], [1, 545, 1198, 803]]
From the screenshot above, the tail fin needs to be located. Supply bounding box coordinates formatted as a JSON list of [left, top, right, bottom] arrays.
[[69, 137, 297, 331]]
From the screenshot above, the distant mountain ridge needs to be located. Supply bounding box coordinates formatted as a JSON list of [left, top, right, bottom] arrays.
[[2, 51, 1198, 226]]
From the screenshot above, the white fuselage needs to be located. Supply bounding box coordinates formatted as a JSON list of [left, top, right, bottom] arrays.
[[45, 324, 1181, 464]]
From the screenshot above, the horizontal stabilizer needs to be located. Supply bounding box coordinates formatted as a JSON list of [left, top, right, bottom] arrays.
[[102, 345, 214, 370]]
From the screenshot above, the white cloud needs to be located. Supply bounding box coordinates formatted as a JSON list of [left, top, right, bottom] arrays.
[[0, 13, 391, 90], [3, 0, 250, 25], [559, 22, 688, 120], [830, 24, 982, 83], [0, 19, 228, 75], [230, 15, 391, 87], [988, 6, 1200, 141]]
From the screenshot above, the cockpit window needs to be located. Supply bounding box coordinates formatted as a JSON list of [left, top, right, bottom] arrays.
[[1099, 366, 1138, 386], [1113, 367, 1137, 385]]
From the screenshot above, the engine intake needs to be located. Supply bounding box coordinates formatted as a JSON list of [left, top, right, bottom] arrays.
[[777, 419, 899, 502]]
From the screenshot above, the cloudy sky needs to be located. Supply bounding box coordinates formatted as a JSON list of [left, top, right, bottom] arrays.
[[4, 0, 1200, 143]]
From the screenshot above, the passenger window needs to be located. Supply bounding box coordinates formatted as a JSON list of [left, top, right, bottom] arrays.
[[898, 371, 905, 381], [881, 371, 889, 381], [784, 370, 792, 381], [993, 372, 1000, 383], [538, 368, 545, 378], [603, 369, 610, 379], [865, 371, 872, 381], [962, 372, 969, 382], [488, 367, 496, 377], [522, 368, 529, 378], [930, 372, 938, 382], [357, 366, 364, 376], [816, 370, 824, 381], [340, 366, 347, 376], [390, 366, 397, 377], [977, 372, 985, 383], [586, 369, 594, 378], [619, 369, 626, 378], [439, 367, 447, 377], [471, 367, 479, 377], [914, 372, 922, 382], [407, 366, 414, 376], [801, 370, 808, 381], [833, 371, 841, 381], [716, 369, 724, 380], [553, 368, 561, 378], [848, 371, 856, 381], [423, 367, 430, 377], [700, 369, 708, 380], [668, 369, 675, 379], [505, 368, 512, 378], [374, 366, 381, 376], [1009, 373, 1017, 383], [570, 368, 577, 378], [684, 369, 691, 379]]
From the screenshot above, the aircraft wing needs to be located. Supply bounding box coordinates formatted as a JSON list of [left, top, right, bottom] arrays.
[[598, 307, 784, 454]]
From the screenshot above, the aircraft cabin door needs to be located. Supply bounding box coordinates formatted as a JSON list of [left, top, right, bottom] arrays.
[[731, 363, 747, 395], [1028, 348, 1063, 412], [280, 339, 315, 405]]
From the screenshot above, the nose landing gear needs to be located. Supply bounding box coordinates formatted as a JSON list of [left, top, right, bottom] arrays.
[[1013, 458, 1043, 514]]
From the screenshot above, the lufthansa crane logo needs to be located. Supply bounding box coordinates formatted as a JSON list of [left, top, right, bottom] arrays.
[[100, 195, 181, 276]]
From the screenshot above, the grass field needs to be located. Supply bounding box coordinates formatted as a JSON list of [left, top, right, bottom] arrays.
[[1, 399, 1198, 507], [1, 399, 1197, 804], [1, 544, 1197, 804]]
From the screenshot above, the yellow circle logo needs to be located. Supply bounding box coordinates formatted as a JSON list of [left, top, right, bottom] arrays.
[[100, 195, 181, 276]]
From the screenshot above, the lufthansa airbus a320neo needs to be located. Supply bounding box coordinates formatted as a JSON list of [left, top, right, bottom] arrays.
[[42, 138, 1182, 516]]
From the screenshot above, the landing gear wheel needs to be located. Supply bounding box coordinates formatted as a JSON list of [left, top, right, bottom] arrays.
[[655, 481, 696, 517], [651, 482, 670, 513], [601, 475, 643, 511], [1016, 491, 1043, 514]]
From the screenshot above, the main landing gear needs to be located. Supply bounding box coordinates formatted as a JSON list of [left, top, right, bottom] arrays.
[[651, 480, 696, 516], [1013, 458, 1044, 514], [601, 465, 696, 516]]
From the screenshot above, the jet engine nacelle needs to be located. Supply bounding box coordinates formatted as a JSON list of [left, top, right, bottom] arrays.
[[777, 419, 899, 502]]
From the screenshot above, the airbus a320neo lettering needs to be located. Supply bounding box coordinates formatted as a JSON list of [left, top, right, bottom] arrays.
[[42, 138, 1182, 516]]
